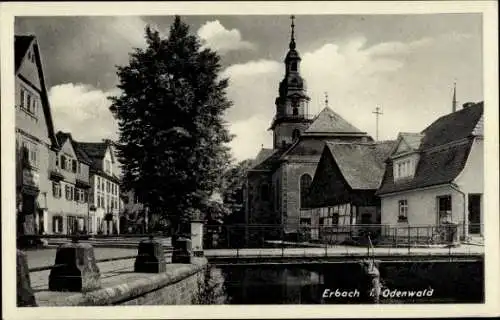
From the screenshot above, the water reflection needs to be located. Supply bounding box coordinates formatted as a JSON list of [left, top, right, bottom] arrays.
[[211, 261, 483, 304]]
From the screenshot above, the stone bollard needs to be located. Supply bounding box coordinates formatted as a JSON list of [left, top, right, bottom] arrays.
[[17, 250, 37, 307], [48, 242, 101, 292], [172, 237, 192, 264], [134, 237, 166, 273], [191, 220, 204, 257]]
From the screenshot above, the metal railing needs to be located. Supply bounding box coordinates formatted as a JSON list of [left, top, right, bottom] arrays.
[[203, 223, 484, 250]]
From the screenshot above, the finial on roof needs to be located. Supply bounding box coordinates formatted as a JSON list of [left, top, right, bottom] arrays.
[[289, 15, 296, 50], [261, 144, 264, 149], [452, 81, 457, 113], [324, 92, 329, 108]]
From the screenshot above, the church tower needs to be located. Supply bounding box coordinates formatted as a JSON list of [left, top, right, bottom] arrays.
[[270, 16, 313, 150]]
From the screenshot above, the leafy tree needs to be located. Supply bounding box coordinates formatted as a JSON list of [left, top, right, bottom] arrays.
[[109, 16, 233, 243], [220, 159, 253, 224]]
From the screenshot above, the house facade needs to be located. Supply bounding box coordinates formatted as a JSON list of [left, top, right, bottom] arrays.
[[15, 35, 60, 236], [376, 102, 484, 240], [244, 18, 373, 239], [47, 132, 92, 234], [77, 140, 121, 234], [303, 141, 395, 242]]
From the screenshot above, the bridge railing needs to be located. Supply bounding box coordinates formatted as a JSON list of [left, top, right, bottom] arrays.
[[203, 223, 483, 250]]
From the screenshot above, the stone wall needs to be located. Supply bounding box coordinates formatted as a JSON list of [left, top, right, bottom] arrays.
[[34, 258, 210, 306]]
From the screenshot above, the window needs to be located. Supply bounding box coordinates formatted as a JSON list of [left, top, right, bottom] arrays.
[[292, 129, 301, 141], [300, 174, 312, 208], [52, 216, 63, 234], [20, 89, 26, 109], [106, 181, 110, 193], [260, 184, 270, 201], [96, 177, 100, 190], [398, 200, 408, 222], [394, 158, 414, 180], [61, 155, 66, 170], [291, 61, 297, 72], [438, 195, 452, 224], [52, 182, 61, 198], [331, 213, 339, 225], [72, 159, 78, 173], [65, 185, 73, 201], [21, 140, 39, 167]]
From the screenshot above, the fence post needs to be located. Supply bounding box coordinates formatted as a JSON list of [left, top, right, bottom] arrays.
[[408, 225, 411, 254]]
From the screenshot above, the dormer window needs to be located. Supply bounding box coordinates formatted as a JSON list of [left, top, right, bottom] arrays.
[[394, 158, 415, 180]]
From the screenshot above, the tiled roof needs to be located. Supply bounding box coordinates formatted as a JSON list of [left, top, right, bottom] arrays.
[[376, 140, 474, 195], [304, 107, 366, 135], [376, 102, 483, 195], [15, 35, 35, 72], [252, 148, 274, 168], [326, 141, 396, 190], [420, 102, 484, 149], [56, 132, 93, 165], [77, 142, 109, 159], [249, 148, 287, 171], [400, 132, 424, 151]]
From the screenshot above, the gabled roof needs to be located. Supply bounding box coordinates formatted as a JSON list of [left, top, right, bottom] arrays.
[[326, 141, 396, 190], [420, 102, 484, 149], [249, 148, 287, 172], [15, 34, 59, 150], [56, 132, 93, 165], [15, 35, 35, 72], [377, 102, 483, 195], [304, 107, 367, 136], [400, 132, 424, 150], [77, 142, 109, 159], [252, 148, 274, 168]]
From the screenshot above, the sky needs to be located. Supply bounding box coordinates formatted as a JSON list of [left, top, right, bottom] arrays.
[[15, 14, 483, 162]]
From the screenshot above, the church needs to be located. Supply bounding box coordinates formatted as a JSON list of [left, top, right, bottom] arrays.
[[243, 17, 377, 239]]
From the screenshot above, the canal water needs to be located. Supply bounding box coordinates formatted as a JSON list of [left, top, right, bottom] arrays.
[[207, 261, 484, 304]]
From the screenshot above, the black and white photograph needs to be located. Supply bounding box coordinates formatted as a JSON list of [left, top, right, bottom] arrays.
[[1, 1, 498, 319]]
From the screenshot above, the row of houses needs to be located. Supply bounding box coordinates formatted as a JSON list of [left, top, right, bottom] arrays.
[[15, 34, 126, 236], [244, 18, 484, 244], [301, 101, 483, 243]]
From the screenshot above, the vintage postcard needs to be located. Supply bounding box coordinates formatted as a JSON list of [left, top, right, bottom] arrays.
[[1, 1, 498, 319]]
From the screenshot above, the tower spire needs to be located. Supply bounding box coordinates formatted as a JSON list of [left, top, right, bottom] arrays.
[[289, 15, 296, 50], [452, 82, 457, 112], [324, 92, 329, 108]]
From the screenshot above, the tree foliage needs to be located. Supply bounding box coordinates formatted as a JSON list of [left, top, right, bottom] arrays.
[[220, 159, 253, 223], [109, 16, 233, 232]]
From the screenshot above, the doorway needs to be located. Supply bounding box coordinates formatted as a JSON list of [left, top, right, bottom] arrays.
[[468, 194, 482, 235]]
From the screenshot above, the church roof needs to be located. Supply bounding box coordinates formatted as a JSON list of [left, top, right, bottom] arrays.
[[249, 148, 287, 171], [251, 148, 275, 169], [326, 141, 396, 190], [304, 107, 367, 136]]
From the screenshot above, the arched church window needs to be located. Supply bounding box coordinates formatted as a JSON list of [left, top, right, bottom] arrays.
[[300, 174, 312, 208], [291, 61, 297, 71], [292, 129, 301, 141]]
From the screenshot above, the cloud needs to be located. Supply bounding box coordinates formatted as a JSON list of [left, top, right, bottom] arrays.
[[48, 83, 119, 142], [228, 117, 273, 162], [197, 20, 255, 54]]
